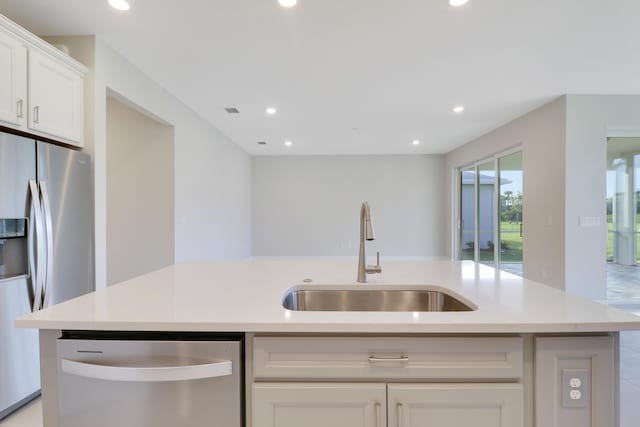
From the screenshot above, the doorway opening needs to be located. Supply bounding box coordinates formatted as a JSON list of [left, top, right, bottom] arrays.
[[106, 95, 175, 286], [606, 137, 640, 300]]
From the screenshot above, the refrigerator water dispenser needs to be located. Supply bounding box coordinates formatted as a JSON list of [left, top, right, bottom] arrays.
[[0, 218, 28, 281]]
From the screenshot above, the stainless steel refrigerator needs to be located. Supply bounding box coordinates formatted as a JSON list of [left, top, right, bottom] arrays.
[[0, 131, 93, 420]]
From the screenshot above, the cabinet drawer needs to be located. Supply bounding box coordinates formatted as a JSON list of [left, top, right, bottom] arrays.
[[253, 336, 523, 380]]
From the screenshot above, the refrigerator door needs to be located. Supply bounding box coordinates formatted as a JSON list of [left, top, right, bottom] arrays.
[[37, 141, 93, 306], [0, 133, 40, 419]]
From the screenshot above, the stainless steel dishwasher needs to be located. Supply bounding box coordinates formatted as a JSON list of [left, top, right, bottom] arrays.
[[56, 332, 243, 427]]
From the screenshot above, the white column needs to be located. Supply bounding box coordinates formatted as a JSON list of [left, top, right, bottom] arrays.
[[613, 157, 635, 265]]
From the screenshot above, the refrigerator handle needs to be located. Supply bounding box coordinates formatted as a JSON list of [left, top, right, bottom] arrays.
[[39, 181, 54, 310], [27, 192, 37, 309], [28, 180, 46, 312]]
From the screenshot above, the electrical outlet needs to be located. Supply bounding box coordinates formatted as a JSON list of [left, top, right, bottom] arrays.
[[562, 368, 590, 408]]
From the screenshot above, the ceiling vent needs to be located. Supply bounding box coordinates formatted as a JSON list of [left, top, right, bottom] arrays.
[[256, 141, 267, 145], [225, 107, 240, 114]]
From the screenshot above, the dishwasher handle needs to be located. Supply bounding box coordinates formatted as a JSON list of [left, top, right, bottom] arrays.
[[61, 358, 232, 382]]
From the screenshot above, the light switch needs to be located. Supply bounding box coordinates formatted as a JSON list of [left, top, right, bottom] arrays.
[[562, 368, 590, 408], [579, 216, 601, 228]]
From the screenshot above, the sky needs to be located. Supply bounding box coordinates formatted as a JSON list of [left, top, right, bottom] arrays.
[[499, 171, 523, 195]]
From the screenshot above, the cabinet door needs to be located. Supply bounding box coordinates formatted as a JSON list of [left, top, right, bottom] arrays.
[[253, 383, 386, 427], [0, 31, 27, 126], [28, 48, 83, 144], [388, 383, 524, 427]]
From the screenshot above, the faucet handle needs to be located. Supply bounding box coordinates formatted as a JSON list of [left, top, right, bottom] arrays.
[[366, 251, 382, 274]]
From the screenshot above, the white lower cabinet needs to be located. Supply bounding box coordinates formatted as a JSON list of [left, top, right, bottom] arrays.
[[387, 383, 524, 427], [252, 383, 386, 427], [250, 335, 616, 427], [252, 382, 523, 427]]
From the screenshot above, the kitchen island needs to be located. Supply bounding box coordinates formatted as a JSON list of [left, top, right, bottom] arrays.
[[17, 259, 640, 427]]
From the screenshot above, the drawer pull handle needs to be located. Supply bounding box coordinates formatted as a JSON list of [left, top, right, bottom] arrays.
[[369, 356, 409, 363]]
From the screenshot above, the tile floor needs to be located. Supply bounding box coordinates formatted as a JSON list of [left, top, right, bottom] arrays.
[[620, 330, 640, 427], [497, 262, 640, 301], [607, 264, 640, 300], [0, 398, 41, 427]]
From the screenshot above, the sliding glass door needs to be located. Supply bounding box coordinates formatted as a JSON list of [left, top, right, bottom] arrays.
[[458, 150, 523, 276], [477, 161, 496, 267], [498, 152, 523, 272], [460, 166, 476, 261], [606, 138, 640, 267]]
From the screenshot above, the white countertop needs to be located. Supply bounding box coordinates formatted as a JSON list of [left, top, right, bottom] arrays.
[[17, 259, 640, 333]]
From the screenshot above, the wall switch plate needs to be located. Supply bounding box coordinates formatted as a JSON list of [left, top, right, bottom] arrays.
[[562, 368, 590, 408], [579, 216, 601, 228]]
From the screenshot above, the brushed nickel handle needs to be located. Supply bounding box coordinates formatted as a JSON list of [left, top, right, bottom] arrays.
[[61, 358, 232, 382], [28, 180, 45, 312], [397, 403, 404, 427], [369, 356, 409, 363], [33, 106, 39, 124], [39, 181, 54, 309], [17, 99, 23, 118], [374, 402, 381, 427]]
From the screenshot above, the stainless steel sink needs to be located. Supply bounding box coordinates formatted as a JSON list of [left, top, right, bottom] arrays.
[[282, 286, 475, 312]]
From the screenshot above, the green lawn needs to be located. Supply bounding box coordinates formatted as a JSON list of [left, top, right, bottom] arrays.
[[461, 222, 523, 263], [605, 213, 640, 263]]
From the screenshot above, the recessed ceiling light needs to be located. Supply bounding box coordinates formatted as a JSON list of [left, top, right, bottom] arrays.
[[266, 107, 277, 115], [412, 140, 421, 146], [449, 0, 469, 6], [452, 105, 465, 114], [108, 0, 130, 11], [284, 141, 293, 147], [278, 0, 297, 7]]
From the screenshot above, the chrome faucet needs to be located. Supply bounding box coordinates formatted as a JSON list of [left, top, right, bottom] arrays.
[[357, 201, 382, 282]]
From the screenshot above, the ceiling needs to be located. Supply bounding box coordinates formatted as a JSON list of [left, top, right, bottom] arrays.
[[607, 137, 640, 162], [1, 0, 640, 155]]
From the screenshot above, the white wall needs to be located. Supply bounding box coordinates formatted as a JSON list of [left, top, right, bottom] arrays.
[[106, 97, 175, 285], [252, 155, 445, 257], [49, 37, 252, 289], [95, 40, 252, 287], [445, 97, 567, 290], [564, 95, 640, 299]]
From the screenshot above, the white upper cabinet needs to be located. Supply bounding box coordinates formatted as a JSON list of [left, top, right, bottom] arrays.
[[0, 31, 27, 127], [0, 14, 86, 146], [28, 49, 83, 144]]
